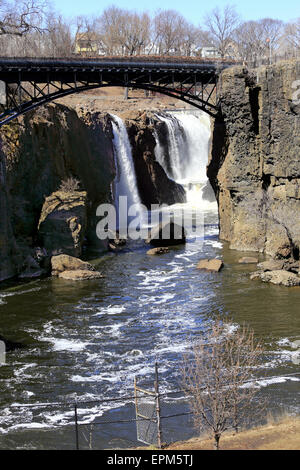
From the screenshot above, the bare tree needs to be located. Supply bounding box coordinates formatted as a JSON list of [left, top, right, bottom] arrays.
[[204, 4, 240, 58], [180, 22, 202, 56], [121, 11, 151, 56], [284, 18, 300, 52], [97, 6, 126, 55], [97, 7, 151, 56], [233, 21, 260, 63], [260, 18, 284, 63], [42, 12, 73, 57], [153, 9, 187, 55], [0, 0, 47, 36], [181, 318, 264, 450], [234, 18, 284, 65]]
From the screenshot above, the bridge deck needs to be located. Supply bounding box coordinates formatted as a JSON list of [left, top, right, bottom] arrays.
[[0, 57, 235, 83], [0, 57, 236, 124]]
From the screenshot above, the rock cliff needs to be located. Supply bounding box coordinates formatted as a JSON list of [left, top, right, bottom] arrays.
[[0, 103, 115, 281], [0, 148, 20, 281], [208, 60, 300, 260]]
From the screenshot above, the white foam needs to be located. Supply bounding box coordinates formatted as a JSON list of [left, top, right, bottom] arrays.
[[49, 339, 90, 352], [93, 304, 126, 317], [241, 376, 300, 389]]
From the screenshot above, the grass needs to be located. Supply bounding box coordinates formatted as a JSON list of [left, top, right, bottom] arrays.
[[165, 416, 300, 450]]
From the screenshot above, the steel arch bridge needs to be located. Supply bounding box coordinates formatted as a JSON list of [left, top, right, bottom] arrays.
[[0, 57, 234, 126]]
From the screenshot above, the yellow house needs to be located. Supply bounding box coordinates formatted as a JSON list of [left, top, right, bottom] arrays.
[[75, 32, 100, 55]]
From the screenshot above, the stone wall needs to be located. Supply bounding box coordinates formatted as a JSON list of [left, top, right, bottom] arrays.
[[208, 60, 300, 259]]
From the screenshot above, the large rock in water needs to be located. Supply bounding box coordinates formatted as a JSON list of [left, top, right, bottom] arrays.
[[38, 191, 87, 257], [250, 269, 300, 286], [147, 221, 186, 247], [58, 270, 103, 281], [51, 254, 95, 276], [197, 259, 224, 272], [51, 254, 103, 281], [257, 260, 285, 272], [147, 247, 170, 255]]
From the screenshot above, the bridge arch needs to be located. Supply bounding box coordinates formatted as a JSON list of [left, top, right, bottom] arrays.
[[0, 58, 233, 125]]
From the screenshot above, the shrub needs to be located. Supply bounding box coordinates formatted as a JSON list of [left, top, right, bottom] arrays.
[[59, 177, 81, 193]]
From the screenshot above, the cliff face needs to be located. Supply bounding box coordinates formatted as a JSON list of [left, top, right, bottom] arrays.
[[0, 103, 115, 281], [0, 149, 20, 281], [208, 60, 300, 259], [0, 104, 186, 282]]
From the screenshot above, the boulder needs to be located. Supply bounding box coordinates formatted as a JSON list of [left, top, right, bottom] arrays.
[[239, 257, 259, 264], [147, 221, 186, 247], [257, 260, 285, 272], [58, 270, 103, 281], [38, 191, 88, 258], [147, 247, 170, 255], [197, 259, 224, 272], [51, 254, 95, 276], [251, 269, 300, 287]]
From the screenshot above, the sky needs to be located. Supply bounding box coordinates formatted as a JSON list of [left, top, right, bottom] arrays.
[[52, 0, 299, 24]]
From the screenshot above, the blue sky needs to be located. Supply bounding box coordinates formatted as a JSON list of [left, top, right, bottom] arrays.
[[52, 0, 299, 24]]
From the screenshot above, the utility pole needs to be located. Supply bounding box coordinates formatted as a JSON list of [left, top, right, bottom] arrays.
[[74, 402, 79, 450], [154, 362, 162, 449]]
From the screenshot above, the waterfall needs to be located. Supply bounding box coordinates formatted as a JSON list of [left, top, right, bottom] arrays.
[[110, 114, 143, 230], [154, 115, 186, 181], [154, 110, 217, 210]]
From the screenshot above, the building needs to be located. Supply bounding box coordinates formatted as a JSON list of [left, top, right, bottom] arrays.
[[75, 33, 103, 56], [200, 46, 221, 59]]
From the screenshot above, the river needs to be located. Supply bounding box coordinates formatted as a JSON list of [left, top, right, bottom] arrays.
[[0, 110, 299, 449]]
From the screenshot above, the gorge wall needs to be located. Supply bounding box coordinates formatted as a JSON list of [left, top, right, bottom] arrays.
[[208, 60, 300, 260], [0, 104, 183, 282], [0, 104, 116, 281]]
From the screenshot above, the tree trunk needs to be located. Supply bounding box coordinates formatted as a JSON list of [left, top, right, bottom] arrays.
[[214, 433, 220, 450]]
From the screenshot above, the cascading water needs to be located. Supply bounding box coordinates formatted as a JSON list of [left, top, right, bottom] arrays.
[[154, 110, 217, 210], [110, 114, 143, 231], [154, 114, 186, 181]]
